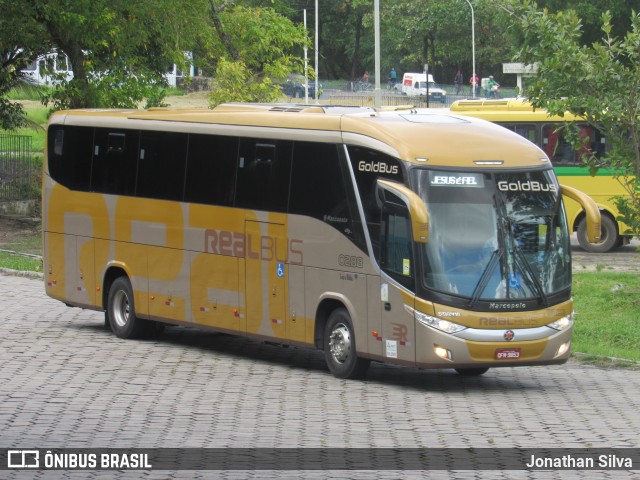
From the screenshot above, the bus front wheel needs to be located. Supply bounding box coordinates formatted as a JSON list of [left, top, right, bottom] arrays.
[[577, 215, 619, 253], [107, 277, 150, 339], [323, 308, 370, 379]]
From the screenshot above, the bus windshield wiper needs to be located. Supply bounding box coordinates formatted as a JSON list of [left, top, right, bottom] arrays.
[[513, 246, 549, 307], [468, 248, 504, 309]]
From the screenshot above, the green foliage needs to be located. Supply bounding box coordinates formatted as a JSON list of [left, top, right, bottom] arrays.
[[614, 177, 640, 237], [209, 59, 282, 107], [0, 0, 211, 109], [0, 252, 42, 273], [208, 5, 306, 106], [511, 3, 640, 236], [40, 67, 168, 110]]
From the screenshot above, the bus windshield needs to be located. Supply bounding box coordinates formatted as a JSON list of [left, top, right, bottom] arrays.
[[415, 169, 571, 302]]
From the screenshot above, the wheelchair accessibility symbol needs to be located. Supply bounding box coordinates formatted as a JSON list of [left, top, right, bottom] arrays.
[[277, 263, 285, 278]]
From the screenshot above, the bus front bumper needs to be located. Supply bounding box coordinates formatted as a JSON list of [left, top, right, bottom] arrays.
[[414, 324, 573, 369]]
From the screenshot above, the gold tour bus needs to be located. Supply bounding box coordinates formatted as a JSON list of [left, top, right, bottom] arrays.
[[450, 97, 632, 253], [42, 104, 601, 379]]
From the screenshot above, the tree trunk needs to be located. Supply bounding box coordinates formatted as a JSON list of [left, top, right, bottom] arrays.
[[209, 0, 239, 61], [349, 13, 364, 81]]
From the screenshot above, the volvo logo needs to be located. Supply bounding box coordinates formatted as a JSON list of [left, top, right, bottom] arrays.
[[504, 330, 515, 341]]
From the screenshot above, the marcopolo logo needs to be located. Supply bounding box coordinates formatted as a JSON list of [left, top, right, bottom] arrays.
[[357, 160, 398, 175], [497, 180, 557, 193]]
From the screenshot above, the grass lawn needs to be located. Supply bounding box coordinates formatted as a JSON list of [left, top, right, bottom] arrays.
[[0, 101, 48, 151], [572, 272, 640, 363], [0, 251, 42, 273]]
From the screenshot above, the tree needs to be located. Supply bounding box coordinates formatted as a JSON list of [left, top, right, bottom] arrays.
[[207, 4, 307, 106], [22, 0, 210, 109], [510, 2, 640, 237], [377, 0, 515, 86], [0, 0, 48, 129]]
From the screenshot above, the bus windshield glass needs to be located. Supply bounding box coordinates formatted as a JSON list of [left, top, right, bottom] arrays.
[[415, 169, 571, 302]]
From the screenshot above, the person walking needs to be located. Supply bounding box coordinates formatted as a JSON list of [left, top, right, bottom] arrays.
[[454, 69, 463, 95], [389, 67, 397, 86], [469, 73, 479, 97]]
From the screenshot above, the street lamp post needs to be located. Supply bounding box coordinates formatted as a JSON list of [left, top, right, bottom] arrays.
[[465, 0, 476, 98], [315, 0, 319, 103], [374, 0, 381, 108]]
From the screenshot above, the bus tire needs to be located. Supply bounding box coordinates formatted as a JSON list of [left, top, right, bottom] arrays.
[[107, 277, 149, 339], [323, 308, 370, 379], [455, 368, 489, 376], [577, 214, 619, 253]]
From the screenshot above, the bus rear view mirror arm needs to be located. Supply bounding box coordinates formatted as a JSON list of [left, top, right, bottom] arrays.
[[560, 184, 602, 244], [376, 179, 429, 243]]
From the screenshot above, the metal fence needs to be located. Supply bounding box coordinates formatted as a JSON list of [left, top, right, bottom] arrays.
[[328, 93, 449, 108], [0, 135, 35, 202]]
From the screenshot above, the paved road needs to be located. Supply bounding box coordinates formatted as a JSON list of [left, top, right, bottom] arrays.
[[1, 274, 639, 479]]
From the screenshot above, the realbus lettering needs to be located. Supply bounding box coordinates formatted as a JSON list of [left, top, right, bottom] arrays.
[[290, 239, 303, 264], [204, 228, 217, 252], [232, 232, 245, 257], [275, 237, 289, 263], [204, 229, 303, 264], [218, 230, 234, 256], [247, 233, 260, 259], [260, 235, 274, 261]]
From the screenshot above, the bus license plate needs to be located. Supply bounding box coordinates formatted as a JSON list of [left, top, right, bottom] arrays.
[[495, 348, 521, 360]]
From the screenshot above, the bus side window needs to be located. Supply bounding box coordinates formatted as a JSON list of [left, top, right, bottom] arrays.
[[499, 123, 537, 145], [380, 198, 414, 290], [91, 129, 138, 196], [47, 125, 93, 191], [347, 146, 406, 261], [542, 124, 574, 164], [137, 131, 187, 201], [235, 138, 292, 212], [576, 124, 594, 164], [289, 142, 365, 250], [543, 124, 597, 166], [184, 134, 238, 207]]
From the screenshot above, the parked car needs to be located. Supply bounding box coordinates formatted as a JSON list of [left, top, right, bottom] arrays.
[[279, 75, 322, 100]]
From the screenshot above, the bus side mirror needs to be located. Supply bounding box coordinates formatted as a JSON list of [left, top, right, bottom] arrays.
[[560, 184, 602, 244], [376, 179, 429, 243]]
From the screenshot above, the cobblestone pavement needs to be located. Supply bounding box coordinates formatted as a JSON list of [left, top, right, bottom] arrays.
[[571, 238, 640, 273], [1, 274, 639, 480]]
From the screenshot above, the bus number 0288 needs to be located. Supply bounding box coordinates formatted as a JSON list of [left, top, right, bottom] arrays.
[[338, 254, 363, 268]]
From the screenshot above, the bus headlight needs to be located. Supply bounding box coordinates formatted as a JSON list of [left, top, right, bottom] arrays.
[[547, 312, 574, 331], [415, 310, 466, 334]]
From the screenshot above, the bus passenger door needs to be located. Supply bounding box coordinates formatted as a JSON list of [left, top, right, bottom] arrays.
[[244, 221, 287, 340], [378, 200, 417, 365]]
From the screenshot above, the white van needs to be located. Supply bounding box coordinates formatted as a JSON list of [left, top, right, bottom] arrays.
[[401, 73, 447, 103]]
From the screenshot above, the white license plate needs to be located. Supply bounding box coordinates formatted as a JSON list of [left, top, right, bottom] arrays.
[[495, 348, 521, 360]]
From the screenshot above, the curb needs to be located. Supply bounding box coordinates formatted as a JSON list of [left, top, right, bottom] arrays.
[[0, 267, 43, 279]]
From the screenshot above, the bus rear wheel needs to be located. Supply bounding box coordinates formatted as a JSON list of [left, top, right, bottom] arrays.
[[107, 277, 150, 339], [577, 214, 619, 253], [323, 308, 370, 379]]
